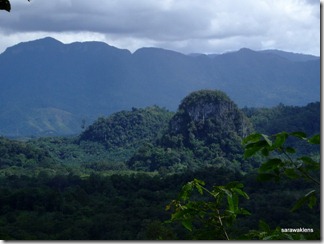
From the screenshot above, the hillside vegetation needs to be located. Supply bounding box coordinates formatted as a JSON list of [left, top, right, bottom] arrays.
[[79, 106, 173, 149], [128, 90, 253, 173], [0, 89, 320, 240]]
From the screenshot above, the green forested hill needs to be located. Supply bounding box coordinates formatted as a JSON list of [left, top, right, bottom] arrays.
[[0, 137, 66, 176], [2, 92, 319, 176], [128, 90, 253, 173], [242, 102, 320, 155], [13, 91, 320, 175], [25, 106, 174, 174], [242, 102, 320, 136], [79, 106, 173, 149]]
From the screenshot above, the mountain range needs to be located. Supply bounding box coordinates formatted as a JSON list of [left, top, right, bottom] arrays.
[[0, 37, 320, 137]]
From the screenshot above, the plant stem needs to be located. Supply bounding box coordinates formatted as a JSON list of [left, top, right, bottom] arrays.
[[283, 151, 320, 185], [216, 209, 229, 240]]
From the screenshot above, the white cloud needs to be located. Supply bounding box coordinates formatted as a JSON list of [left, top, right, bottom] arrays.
[[0, 0, 320, 55]]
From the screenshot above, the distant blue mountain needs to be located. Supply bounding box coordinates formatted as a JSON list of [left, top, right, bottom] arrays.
[[0, 37, 320, 136], [259, 49, 319, 62]]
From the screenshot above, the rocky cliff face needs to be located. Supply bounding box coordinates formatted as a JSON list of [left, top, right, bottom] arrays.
[[128, 90, 254, 172], [169, 90, 252, 140]]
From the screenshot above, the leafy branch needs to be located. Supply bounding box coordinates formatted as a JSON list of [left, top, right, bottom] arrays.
[[242, 131, 320, 211], [166, 131, 320, 240], [242, 220, 306, 240], [166, 179, 250, 240]]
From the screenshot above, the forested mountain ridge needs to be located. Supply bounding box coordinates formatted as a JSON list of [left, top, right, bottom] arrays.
[[1, 90, 320, 177], [242, 102, 320, 136], [0, 90, 320, 176], [0, 37, 319, 136]]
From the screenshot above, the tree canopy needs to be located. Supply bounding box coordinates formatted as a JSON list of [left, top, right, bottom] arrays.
[[0, 89, 320, 240]]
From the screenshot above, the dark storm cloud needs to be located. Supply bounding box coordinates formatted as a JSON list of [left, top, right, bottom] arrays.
[[7, 0, 212, 40], [0, 0, 320, 55]]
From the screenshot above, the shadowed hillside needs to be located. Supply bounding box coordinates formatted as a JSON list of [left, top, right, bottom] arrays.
[[0, 37, 319, 136]]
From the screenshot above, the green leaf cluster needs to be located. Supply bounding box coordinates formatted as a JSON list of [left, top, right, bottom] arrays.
[[243, 131, 320, 213], [167, 179, 250, 240]]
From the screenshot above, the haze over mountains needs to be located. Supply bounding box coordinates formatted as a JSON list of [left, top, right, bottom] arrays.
[[0, 37, 320, 137]]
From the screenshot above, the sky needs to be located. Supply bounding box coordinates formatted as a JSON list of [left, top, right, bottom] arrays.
[[0, 0, 321, 56]]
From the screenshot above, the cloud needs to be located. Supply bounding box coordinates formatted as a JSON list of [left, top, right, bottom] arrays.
[[0, 0, 320, 55]]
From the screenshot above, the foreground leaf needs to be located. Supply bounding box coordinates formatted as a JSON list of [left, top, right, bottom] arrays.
[[308, 134, 320, 144], [291, 190, 316, 212]]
